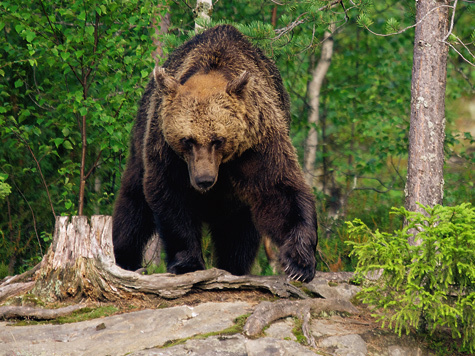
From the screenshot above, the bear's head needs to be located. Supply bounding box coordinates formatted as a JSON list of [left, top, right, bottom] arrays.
[[153, 67, 256, 193]]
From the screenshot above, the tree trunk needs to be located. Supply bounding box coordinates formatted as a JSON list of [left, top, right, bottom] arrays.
[[194, 0, 212, 31], [405, 0, 449, 245], [304, 25, 335, 187], [152, 7, 170, 64]]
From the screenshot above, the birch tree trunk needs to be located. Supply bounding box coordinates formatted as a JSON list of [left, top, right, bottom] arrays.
[[304, 25, 335, 187], [405, 0, 450, 245], [194, 0, 213, 31]]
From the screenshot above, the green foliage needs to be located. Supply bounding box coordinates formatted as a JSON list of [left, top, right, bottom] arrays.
[[0, 0, 166, 272], [347, 203, 475, 352], [0, 173, 11, 200], [0, 261, 9, 279]]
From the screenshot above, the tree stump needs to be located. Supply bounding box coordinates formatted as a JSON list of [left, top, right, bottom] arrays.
[[32, 215, 115, 301]]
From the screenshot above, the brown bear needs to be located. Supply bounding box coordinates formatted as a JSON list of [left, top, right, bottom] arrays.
[[113, 25, 318, 282]]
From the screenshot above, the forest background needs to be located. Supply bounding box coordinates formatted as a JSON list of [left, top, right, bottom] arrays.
[[0, 0, 473, 277]]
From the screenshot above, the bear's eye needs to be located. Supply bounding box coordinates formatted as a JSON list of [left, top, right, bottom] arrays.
[[211, 137, 225, 149], [180, 138, 195, 151]]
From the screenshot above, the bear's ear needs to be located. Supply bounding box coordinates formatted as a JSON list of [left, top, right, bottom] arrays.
[[226, 71, 251, 97], [153, 67, 179, 95]]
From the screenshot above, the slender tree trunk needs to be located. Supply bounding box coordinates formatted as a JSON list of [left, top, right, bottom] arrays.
[[304, 25, 335, 187], [194, 0, 212, 31], [405, 0, 450, 244], [152, 8, 170, 65], [78, 113, 87, 216]]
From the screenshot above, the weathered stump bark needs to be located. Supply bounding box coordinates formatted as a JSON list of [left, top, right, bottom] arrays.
[[32, 215, 115, 301]]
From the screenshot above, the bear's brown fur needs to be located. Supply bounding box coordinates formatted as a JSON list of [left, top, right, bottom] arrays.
[[113, 25, 318, 282]]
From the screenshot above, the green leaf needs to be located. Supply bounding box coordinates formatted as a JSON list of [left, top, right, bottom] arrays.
[[63, 140, 73, 150], [78, 11, 86, 21], [79, 107, 88, 116], [14, 24, 23, 33], [53, 138, 64, 148], [60, 52, 70, 61], [85, 26, 94, 36], [14, 79, 23, 88], [26, 30, 36, 43]]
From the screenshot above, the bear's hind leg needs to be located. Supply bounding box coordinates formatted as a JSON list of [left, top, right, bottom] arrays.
[[209, 207, 261, 276]]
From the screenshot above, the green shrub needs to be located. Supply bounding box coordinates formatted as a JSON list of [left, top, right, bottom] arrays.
[[346, 203, 475, 353]]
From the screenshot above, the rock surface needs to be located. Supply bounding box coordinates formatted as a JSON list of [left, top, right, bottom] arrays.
[[0, 277, 431, 356]]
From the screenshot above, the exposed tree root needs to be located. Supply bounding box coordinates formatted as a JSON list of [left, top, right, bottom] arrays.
[[243, 298, 359, 347], [0, 282, 35, 304], [0, 304, 87, 320]]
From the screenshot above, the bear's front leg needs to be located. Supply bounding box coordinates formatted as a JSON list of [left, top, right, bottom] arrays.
[[155, 212, 206, 274], [253, 186, 317, 283], [144, 167, 206, 274], [234, 150, 318, 283]]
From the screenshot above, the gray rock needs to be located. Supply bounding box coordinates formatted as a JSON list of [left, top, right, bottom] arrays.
[[387, 345, 424, 356], [0, 302, 252, 356], [318, 334, 368, 356], [0, 289, 434, 356], [245, 337, 317, 355], [311, 317, 362, 338], [305, 278, 361, 301], [133, 335, 318, 356], [132, 335, 248, 355], [264, 318, 296, 341]]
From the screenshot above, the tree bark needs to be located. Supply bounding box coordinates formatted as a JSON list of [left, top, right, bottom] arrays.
[[405, 0, 450, 245], [304, 25, 336, 187], [32, 215, 114, 301]]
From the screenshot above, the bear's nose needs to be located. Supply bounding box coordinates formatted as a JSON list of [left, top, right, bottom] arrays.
[[194, 175, 216, 191]]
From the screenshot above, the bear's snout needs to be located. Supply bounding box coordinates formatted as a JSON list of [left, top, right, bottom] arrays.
[[187, 144, 221, 193], [193, 174, 216, 191]]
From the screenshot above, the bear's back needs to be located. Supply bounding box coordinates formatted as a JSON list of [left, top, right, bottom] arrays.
[[163, 25, 290, 121]]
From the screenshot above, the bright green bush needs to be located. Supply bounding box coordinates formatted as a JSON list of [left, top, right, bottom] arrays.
[[346, 203, 475, 353]]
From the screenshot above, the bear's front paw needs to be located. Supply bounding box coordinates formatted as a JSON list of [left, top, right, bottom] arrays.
[[280, 249, 316, 283], [167, 252, 205, 275]]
